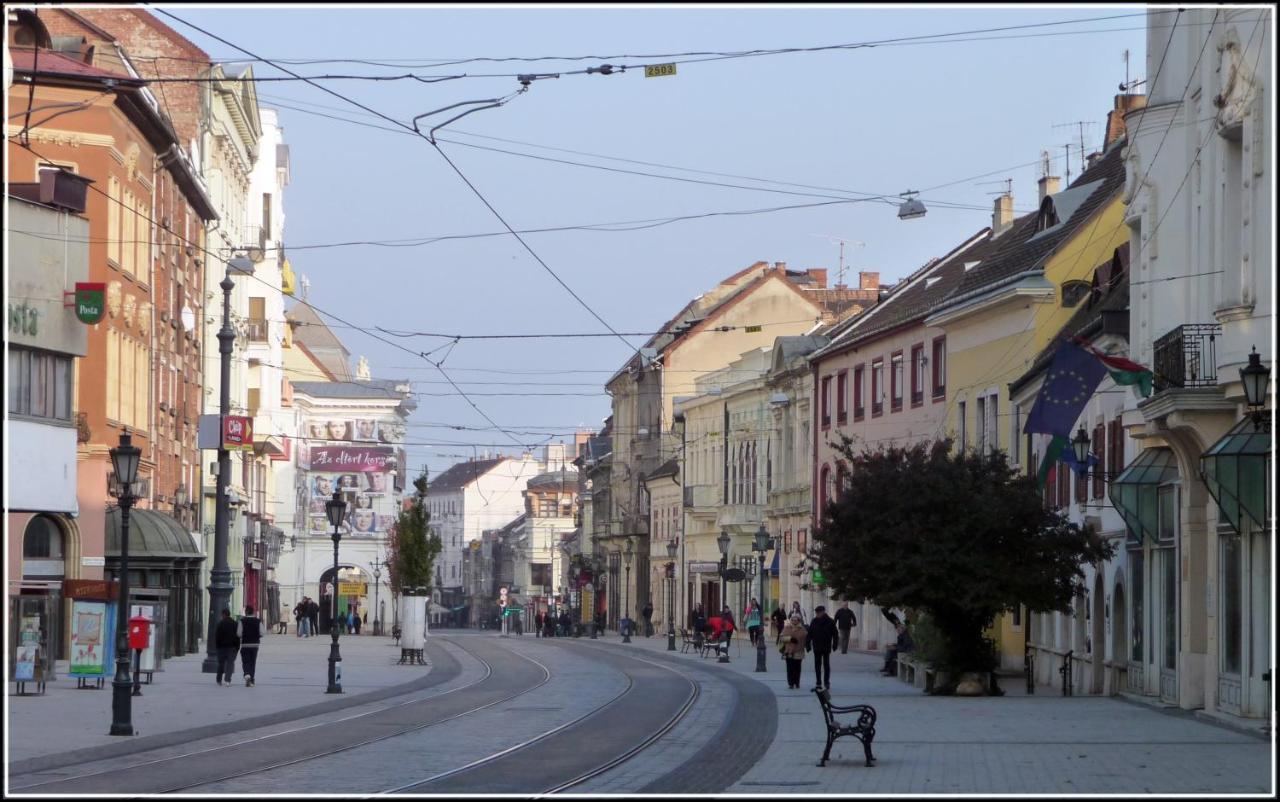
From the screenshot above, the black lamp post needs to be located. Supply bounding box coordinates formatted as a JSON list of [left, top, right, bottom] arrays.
[[589, 555, 603, 639], [751, 524, 774, 673], [716, 530, 731, 664], [622, 538, 633, 643], [666, 538, 678, 651], [1240, 346, 1271, 430], [569, 563, 579, 636], [325, 490, 346, 694], [109, 431, 141, 736], [372, 558, 383, 636], [203, 255, 255, 674], [1071, 426, 1092, 475]]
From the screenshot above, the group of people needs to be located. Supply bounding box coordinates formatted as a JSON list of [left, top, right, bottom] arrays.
[[763, 601, 861, 691], [533, 610, 573, 637], [213, 605, 262, 687], [293, 597, 320, 637]]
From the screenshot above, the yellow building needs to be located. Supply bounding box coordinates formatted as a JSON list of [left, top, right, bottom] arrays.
[[924, 138, 1130, 672]]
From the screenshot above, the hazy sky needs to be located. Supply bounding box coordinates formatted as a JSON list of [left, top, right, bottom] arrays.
[[162, 4, 1147, 479]]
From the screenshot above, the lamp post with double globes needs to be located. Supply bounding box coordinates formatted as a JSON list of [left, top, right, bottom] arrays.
[[666, 538, 678, 651], [325, 491, 346, 694], [109, 431, 141, 736], [622, 538, 633, 643], [751, 524, 775, 673], [716, 530, 732, 663], [372, 559, 383, 636]]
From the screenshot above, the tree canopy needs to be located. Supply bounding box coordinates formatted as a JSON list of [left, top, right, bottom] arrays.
[[387, 472, 442, 597], [812, 437, 1113, 675]]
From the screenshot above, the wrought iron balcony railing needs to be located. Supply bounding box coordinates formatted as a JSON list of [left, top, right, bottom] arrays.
[[1152, 323, 1221, 392]]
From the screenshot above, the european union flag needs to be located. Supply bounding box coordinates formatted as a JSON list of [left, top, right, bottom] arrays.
[[1023, 338, 1109, 438]]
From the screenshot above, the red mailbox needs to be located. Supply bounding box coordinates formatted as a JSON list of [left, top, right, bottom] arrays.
[[128, 615, 151, 650]]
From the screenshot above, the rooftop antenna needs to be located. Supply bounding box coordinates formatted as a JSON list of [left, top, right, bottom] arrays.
[[1054, 120, 1098, 174], [808, 234, 865, 287], [1119, 49, 1147, 94], [975, 178, 1013, 197], [300, 274, 310, 301]]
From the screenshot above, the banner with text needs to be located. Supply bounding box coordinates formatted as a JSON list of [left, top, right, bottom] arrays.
[[308, 445, 395, 472]]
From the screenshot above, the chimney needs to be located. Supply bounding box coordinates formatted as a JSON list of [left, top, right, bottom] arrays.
[[1105, 93, 1147, 148], [992, 193, 1014, 236], [858, 271, 879, 291], [1084, 151, 1104, 170], [1038, 174, 1060, 205], [807, 268, 828, 287], [773, 261, 787, 274]]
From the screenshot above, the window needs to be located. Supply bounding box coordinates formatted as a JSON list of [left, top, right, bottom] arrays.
[[976, 396, 986, 452], [836, 371, 847, 424], [7, 348, 73, 421], [23, 515, 64, 559], [818, 465, 830, 512], [985, 393, 998, 452], [1108, 420, 1124, 479], [910, 344, 925, 406], [890, 352, 904, 411], [853, 365, 865, 420], [1075, 448, 1089, 503], [820, 376, 832, 427], [957, 399, 966, 446], [107, 175, 121, 266], [931, 336, 946, 399], [1157, 485, 1177, 543], [1011, 403, 1022, 465], [1092, 424, 1105, 499], [1056, 453, 1070, 507], [871, 360, 884, 416], [1220, 531, 1242, 675]]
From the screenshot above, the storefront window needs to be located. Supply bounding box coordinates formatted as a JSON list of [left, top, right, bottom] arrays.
[[1161, 548, 1177, 671], [1130, 547, 1144, 663], [1220, 531, 1242, 675]]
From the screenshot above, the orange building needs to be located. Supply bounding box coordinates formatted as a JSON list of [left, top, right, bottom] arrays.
[[7, 11, 217, 659]]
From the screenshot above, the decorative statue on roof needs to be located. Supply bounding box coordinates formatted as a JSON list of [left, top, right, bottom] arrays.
[[356, 355, 371, 381]]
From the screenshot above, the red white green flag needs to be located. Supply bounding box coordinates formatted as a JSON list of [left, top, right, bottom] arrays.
[[1072, 337, 1154, 398]]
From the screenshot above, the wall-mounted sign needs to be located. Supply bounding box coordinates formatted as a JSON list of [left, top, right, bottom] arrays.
[[338, 582, 366, 596], [309, 445, 394, 472], [222, 415, 254, 451], [688, 561, 721, 574], [9, 301, 39, 336]]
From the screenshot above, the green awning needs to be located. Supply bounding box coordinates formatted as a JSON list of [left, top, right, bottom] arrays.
[[1109, 447, 1179, 543], [1200, 418, 1271, 533]]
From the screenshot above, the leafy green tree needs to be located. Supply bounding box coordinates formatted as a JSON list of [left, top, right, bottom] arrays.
[[812, 438, 1113, 685], [388, 472, 442, 598]]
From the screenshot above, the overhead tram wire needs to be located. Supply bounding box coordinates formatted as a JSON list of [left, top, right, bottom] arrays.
[[156, 11, 653, 366]]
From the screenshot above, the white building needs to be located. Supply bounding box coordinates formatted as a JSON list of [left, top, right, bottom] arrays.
[[1116, 7, 1272, 726]]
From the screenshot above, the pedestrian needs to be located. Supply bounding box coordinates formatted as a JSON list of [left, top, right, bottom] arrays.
[[744, 598, 762, 646], [353, 610, 362, 635], [771, 606, 786, 644], [214, 608, 239, 686], [239, 604, 262, 687], [294, 600, 306, 637], [720, 605, 736, 648], [789, 600, 807, 624], [780, 612, 808, 689], [544, 611, 556, 638], [534, 611, 544, 638], [808, 605, 839, 690], [881, 620, 914, 675], [834, 601, 856, 654], [641, 601, 654, 637], [308, 597, 320, 637], [559, 610, 571, 637]]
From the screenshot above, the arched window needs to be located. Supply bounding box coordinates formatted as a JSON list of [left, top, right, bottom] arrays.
[[1061, 280, 1091, 307], [818, 465, 831, 513], [23, 515, 64, 559]]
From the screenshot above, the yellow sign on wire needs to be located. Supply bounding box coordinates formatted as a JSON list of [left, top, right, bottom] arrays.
[[644, 63, 677, 78]]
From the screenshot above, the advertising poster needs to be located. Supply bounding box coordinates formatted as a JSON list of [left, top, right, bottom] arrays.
[[350, 507, 377, 535], [70, 600, 114, 676], [15, 617, 41, 681]]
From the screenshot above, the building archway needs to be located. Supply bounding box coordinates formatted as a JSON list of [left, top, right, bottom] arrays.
[[317, 565, 368, 633]]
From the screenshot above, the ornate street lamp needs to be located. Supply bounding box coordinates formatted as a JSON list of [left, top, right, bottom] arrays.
[[716, 530, 732, 663], [622, 538, 633, 643], [324, 490, 346, 694], [751, 524, 775, 673], [666, 538, 678, 652], [1240, 346, 1271, 430], [109, 431, 141, 736], [372, 558, 383, 636], [569, 562, 580, 637]]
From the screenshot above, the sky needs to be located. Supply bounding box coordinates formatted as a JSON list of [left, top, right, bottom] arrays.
[[160, 3, 1148, 480]]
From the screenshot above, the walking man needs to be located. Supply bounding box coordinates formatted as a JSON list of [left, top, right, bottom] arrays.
[[834, 601, 856, 654], [808, 605, 839, 690], [308, 597, 320, 637], [214, 608, 239, 686], [239, 605, 262, 687], [641, 601, 654, 637], [294, 599, 307, 637]]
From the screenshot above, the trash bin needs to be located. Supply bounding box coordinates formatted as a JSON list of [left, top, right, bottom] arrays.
[[620, 617, 632, 637]]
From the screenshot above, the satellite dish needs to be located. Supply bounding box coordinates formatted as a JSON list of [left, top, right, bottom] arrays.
[[180, 305, 195, 332]]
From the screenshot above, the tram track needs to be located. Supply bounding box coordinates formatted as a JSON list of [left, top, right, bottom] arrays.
[[8, 637, 552, 794]]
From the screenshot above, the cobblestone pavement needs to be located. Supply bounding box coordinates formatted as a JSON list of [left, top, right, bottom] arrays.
[[610, 630, 1273, 795]]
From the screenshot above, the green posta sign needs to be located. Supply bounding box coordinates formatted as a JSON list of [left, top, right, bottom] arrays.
[[75, 282, 105, 324]]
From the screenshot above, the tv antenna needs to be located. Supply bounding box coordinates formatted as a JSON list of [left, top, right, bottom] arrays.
[[1053, 120, 1098, 174], [1120, 49, 1147, 93], [809, 234, 865, 287], [975, 178, 1013, 197]]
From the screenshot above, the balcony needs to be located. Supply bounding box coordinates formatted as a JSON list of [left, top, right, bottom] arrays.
[[247, 318, 269, 343], [684, 484, 721, 510], [1153, 324, 1221, 392]]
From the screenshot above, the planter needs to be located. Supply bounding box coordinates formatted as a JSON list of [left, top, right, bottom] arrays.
[[398, 596, 428, 649]]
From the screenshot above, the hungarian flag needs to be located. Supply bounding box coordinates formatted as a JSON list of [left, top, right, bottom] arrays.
[[1073, 337, 1154, 398]]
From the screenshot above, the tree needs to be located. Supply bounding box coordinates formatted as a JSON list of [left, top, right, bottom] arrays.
[[388, 472, 442, 598], [812, 438, 1113, 686]]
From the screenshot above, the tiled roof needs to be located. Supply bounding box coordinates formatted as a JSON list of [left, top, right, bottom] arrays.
[[428, 458, 508, 492], [646, 458, 680, 481], [951, 141, 1126, 298], [9, 47, 142, 84], [810, 227, 995, 359]]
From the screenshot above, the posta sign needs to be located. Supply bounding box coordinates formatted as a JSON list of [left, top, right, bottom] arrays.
[[222, 415, 254, 451], [75, 282, 106, 324]]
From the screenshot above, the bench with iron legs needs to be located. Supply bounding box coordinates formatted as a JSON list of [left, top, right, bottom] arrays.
[[813, 687, 877, 767]]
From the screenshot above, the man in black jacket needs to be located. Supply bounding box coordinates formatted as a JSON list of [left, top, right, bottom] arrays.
[[834, 602, 857, 654], [239, 605, 262, 687], [808, 605, 839, 690], [214, 608, 240, 686]]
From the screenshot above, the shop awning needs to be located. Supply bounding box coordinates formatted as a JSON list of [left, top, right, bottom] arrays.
[[1108, 447, 1179, 543], [1200, 418, 1271, 533], [769, 549, 779, 576]]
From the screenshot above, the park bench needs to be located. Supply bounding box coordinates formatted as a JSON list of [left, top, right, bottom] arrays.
[[700, 632, 730, 659], [813, 687, 877, 768], [679, 628, 699, 654]]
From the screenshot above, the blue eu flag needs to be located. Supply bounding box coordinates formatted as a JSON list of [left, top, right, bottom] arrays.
[[1023, 338, 1108, 438]]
